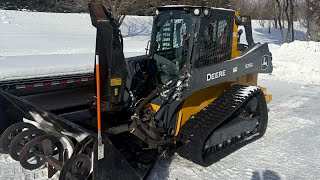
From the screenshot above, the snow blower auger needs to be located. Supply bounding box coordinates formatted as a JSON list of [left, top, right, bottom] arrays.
[[0, 2, 273, 180], [0, 89, 97, 180]]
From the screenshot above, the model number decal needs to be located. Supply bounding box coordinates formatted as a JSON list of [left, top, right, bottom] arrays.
[[245, 63, 254, 69], [233, 67, 238, 73], [207, 70, 226, 82]]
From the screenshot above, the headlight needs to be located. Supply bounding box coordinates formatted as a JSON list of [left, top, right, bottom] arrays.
[[193, 9, 200, 16], [156, 10, 159, 15], [203, 9, 210, 16]]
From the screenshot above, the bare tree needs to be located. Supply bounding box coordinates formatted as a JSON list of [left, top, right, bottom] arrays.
[[284, 0, 291, 42], [306, 0, 320, 41], [284, 0, 295, 42], [275, 0, 285, 42], [263, 0, 278, 34], [101, 0, 132, 26], [290, 0, 295, 41]]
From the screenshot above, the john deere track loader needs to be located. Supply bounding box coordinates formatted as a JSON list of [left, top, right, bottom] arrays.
[[0, 2, 272, 180]]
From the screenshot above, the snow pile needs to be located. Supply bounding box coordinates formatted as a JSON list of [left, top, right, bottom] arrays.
[[0, 10, 151, 80], [261, 41, 320, 85], [0, 10, 152, 57], [0, 54, 93, 80], [0, 52, 141, 81], [0, 10, 96, 56]]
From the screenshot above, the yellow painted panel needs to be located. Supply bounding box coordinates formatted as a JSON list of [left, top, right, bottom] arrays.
[[259, 86, 272, 104], [145, 103, 161, 112], [175, 82, 233, 136], [231, 11, 240, 59]]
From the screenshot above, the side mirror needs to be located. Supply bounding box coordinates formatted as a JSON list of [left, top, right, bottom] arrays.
[[235, 15, 251, 26], [238, 29, 243, 35], [241, 16, 251, 24], [145, 40, 151, 55]]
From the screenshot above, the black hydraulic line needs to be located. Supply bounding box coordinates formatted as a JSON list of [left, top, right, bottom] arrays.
[[134, 87, 162, 117]]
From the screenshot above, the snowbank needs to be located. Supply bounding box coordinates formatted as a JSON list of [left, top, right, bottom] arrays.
[[0, 52, 143, 81], [262, 41, 320, 85], [0, 10, 152, 57], [0, 54, 93, 80], [0, 10, 96, 56], [0, 10, 151, 80]]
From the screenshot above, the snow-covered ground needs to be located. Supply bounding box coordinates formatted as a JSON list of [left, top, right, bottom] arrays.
[[1, 9, 320, 180], [0, 10, 149, 80]]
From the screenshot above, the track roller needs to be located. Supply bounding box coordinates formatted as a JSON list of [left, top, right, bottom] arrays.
[[59, 154, 92, 180], [19, 134, 64, 170], [9, 129, 47, 161], [0, 122, 37, 153]]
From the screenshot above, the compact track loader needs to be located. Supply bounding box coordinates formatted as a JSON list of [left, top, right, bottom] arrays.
[[0, 2, 273, 180]]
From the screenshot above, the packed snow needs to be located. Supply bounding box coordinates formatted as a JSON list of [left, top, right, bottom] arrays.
[[1, 9, 320, 180]]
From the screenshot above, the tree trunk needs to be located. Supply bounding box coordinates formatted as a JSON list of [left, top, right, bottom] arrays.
[[276, 0, 285, 43], [290, 0, 295, 42], [268, 20, 271, 34], [118, 15, 126, 26], [274, 18, 278, 29], [273, 0, 278, 29], [284, 0, 291, 43], [306, 0, 320, 41]]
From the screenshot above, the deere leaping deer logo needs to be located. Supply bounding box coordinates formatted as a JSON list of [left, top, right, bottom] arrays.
[[261, 55, 269, 70]]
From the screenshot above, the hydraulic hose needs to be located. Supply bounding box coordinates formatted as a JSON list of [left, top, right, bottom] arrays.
[[134, 87, 162, 117]]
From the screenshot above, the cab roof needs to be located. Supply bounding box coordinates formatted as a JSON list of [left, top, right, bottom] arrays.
[[157, 5, 235, 12]]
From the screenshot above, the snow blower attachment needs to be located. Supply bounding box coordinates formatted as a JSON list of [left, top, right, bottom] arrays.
[[0, 2, 273, 180], [0, 89, 96, 179]]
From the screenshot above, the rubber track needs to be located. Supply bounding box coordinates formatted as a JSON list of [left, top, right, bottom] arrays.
[[176, 84, 268, 166]]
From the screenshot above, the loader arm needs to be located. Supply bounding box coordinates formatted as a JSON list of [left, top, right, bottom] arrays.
[[89, 3, 128, 112], [89, 3, 145, 180]]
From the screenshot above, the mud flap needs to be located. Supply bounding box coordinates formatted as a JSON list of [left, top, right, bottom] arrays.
[[94, 137, 141, 180]]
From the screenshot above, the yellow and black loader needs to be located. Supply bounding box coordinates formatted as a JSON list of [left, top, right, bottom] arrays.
[[0, 2, 272, 180]]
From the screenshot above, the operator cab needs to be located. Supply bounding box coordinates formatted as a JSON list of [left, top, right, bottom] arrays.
[[150, 6, 235, 84]]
